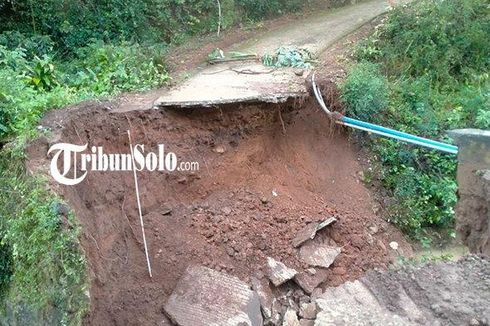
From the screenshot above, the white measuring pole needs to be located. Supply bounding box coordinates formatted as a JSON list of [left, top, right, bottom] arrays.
[[127, 130, 153, 278]]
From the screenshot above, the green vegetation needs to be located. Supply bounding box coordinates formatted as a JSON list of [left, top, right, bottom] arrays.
[[0, 0, 323, 323], [0, 143, 88, 324], [262, 46, 315, 69], [341, 0, 489, 240], [0, 0, 310, 54]]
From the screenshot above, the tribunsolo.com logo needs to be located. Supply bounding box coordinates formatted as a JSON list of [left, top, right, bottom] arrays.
[[48, 143, 199, 186]]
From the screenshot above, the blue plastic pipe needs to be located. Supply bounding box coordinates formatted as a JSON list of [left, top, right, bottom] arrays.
[[339, 117, 458, 154], [311, 73, 458, 155]]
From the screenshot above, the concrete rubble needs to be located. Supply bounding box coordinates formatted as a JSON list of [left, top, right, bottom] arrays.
[[282, 308, 300, 326], [315, 255, 490, 325], [251, 276, 274, 319], [299, 302, 318, 320], [292, 217, 337, 248], [164, 265, 262, 326], [299, 243, 341, 269], [266, 257, 298, 286], [294, 268, 329, 295]]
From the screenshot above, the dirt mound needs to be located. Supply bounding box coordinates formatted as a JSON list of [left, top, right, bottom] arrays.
[[30, 99, 411, 325]]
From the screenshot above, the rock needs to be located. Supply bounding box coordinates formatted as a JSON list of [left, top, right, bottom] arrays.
[[298, 319, 315, 326], [222, 206, 232, 215], [299, 243, 341, 268], [261, 197, 269, 204], [294, 69, 304, 77], [310, 288, 323, 300], [389, 241, 399, 250], [294, 269, 329, 294], [214, 145, 226, 153], [251, 276, 274, 319], [332, 266, 346, 276], [292, 217, 337, 248], [225, 245, 236, 257], [268, 298, 284, 326], [306, 268, 316, 275], [368, 225, 379, 235], [161, 205, 172, 215], [299, 302, 318, 320], [282, 308, 300, 326], [164, 265, 262, 326], [266, 257, 297, 286]]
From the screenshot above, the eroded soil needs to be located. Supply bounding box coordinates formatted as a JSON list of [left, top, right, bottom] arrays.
[[29, 97, 412, 325]]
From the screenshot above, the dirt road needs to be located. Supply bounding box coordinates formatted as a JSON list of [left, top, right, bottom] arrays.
[[153, 0, 403, 109]]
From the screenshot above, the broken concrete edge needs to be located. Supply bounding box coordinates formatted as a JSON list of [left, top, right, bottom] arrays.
[[153, 92, 307, 109], [251, 276, 274, 319], [448, 128, 490, 255], [299, 243, 341, 269], [292, 217, 337, 248], [267, 257, 298, 287], [164, 265, 263, 326], [448, 128, 490, 144]]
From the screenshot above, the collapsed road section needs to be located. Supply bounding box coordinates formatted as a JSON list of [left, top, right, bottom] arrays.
[[31, 96, 490, 325], [31, 97, 412, 324]]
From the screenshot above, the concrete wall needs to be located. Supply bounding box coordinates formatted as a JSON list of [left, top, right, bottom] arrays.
[[449, 129, 490, 256]]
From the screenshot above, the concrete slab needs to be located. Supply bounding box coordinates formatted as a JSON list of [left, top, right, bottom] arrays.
[[164, 265, 262, 326], [315, 256, 490, 325], [155, 63, 306, 108], [300, 243, 341, 268]]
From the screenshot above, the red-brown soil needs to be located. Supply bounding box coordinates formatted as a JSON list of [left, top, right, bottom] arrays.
[[30, 96, 412, 325]]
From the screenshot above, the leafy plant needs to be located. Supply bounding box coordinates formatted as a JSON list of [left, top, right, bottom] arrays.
[[341, 62, 388, 123], [0, 142, 88, 324], [262, 46, 315, 69], [341, 0, 488, 239], [71, 41, 169, 96], [25, 55, 59, 91]]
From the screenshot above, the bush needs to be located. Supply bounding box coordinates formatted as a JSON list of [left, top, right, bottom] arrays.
[[360, 0, 490, 84], [342, 0, 489, 239], [0, 144, 88, 324], [0, 67, 78, 139], [0, 32, 55, 59], [341, 62, 388, 123], [69, 42, 170, 96], [0, 41, 169, 139], [0, 0, 308, 53], [236, 0, 302, 21]]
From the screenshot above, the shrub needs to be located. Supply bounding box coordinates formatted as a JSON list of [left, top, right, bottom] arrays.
[[341, 62, 388, 123], [70, 42, 170, 96], [0, 67, 78, 139], [342, 0, 488, 239], [0, 32, 55, 59], [0, 144, 88, 324], [1, 0, 309, 53]]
